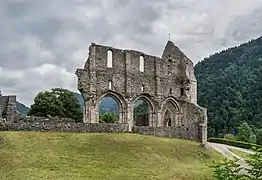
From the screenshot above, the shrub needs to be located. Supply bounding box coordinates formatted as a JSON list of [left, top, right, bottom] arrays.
[[99, 112, 117, 123], [245, 148, 262, 179], [211, 158, 245, 180], [208, 138, 261, 149], [236, 122, 256, 144], [256, 129, 262, 146], [224, 134, 237, 141]]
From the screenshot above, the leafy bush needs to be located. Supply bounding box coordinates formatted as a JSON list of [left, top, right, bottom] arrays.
[[224, 134, 237, 141], [99, 112, 117, 123], [236, 123, 256, 144], [212, 148, 262, 180], [210, 158, 245, 180], [256, 129, 262, 146], [245, 148, 262, 179], [208, 138, 261, 149]]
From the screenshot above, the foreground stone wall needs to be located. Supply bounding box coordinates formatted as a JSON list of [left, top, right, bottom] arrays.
[[0, 116, 129, 133], [0, 116, 206, 144], [0, 122, 129, 133], [132, 125, 200, 141]]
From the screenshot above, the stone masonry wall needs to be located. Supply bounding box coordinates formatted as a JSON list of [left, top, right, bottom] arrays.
[[0, 95, 17, 123], [0, 116, 203, 142], [132, 125, 200, 141], [75, 40, 208, 145], [0, 116, 129, 133]]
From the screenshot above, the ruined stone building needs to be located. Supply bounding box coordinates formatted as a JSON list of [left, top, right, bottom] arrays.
[[0, 90, 17, 123], [76, 40, 207, 142]]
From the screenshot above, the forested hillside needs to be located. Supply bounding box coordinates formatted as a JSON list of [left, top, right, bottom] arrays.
[[195, 36, 262, 137]]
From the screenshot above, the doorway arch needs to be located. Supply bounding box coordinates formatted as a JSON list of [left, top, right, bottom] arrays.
[[96, 91, 127, 123], [133, 95, 155, 126], [163, 109, 172, 126], [160, 97, 180, 126]]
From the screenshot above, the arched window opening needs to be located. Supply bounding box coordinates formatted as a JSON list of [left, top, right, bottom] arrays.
[[167, 64, 171, 75], [180, 88, 185, 96], [133, 98, 150, 126], [99, 96, 119, 123], [141, 85, 145, 92], [139, 55, 144, 72], [163, 110, 171, 127], [107, 50, 113, 68], [161, 99, 179, 126], [109, 81, 112, 90]]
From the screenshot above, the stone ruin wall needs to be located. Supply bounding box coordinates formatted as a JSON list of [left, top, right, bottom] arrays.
[[0, 40, 208, 145], [76, 41, 208, 144], [0, 93, 17, 123]]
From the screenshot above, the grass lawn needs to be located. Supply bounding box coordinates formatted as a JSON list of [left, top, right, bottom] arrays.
[[0, 132, 222, 180], [228, 148, 250, 160]]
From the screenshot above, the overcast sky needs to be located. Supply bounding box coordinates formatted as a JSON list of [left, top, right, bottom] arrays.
[[1, 0, 262, 106]]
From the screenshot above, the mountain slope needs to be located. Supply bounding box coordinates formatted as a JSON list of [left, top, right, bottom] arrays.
[[195, 36, 262, 137], [16, 102, 29, 115]]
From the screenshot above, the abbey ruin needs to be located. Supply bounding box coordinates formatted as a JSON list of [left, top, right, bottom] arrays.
[[0, 40, 207, 145], [76, 41, 207, 143]]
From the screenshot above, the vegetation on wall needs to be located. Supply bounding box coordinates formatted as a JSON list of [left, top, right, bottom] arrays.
[[195, 36, 262, 138]]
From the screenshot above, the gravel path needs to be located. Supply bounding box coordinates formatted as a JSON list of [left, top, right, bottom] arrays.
[[207, 142, 254, 174]]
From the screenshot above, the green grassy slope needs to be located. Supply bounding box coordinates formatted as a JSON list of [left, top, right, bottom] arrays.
[[0, 132, 222, 180]]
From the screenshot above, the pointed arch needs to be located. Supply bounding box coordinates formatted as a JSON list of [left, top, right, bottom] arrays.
[[160, 96, 180, 112], [133, 94, 155, 127], [96, 91, 127, 123], [160, 97, 180, 126], [163, 109, 172, 126]]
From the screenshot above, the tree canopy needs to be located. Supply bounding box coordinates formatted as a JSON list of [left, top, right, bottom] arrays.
[[28, 88, 83, 122], [195, 36, 262, 137]]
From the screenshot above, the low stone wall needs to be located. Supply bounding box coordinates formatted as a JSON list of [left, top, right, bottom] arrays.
[[0, 116, 129, 133], [132, 125, 201, 141], [0, 116, 204, 143]]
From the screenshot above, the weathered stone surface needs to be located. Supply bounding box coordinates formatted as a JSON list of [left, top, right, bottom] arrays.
[[132, 125, 200, 141], [0, 91, 18, 123], [75, 40, 208, 145], [0, 40, 208, 145], [0, 116, 129, 133]]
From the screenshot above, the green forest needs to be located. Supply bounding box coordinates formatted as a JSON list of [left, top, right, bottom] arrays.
[[195, 36, 262, 138]]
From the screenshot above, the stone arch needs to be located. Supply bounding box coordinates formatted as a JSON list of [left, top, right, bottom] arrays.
[[163, 108, 172, 126], [96, 91, 127, 123], [132, 94, 155, 126], [160, 97, 180, 126]]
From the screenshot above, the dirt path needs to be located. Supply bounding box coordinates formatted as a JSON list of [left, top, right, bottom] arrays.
[[207, 142, 254, 174]]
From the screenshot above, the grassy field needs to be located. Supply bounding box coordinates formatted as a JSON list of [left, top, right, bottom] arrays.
[[0, 132, 222, 180]]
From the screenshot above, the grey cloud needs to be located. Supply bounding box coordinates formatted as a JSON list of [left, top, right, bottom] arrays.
[[1, 0, 262, 106]]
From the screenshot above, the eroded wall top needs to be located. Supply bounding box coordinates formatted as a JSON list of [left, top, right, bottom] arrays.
[[76, 41, 197, 103]]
